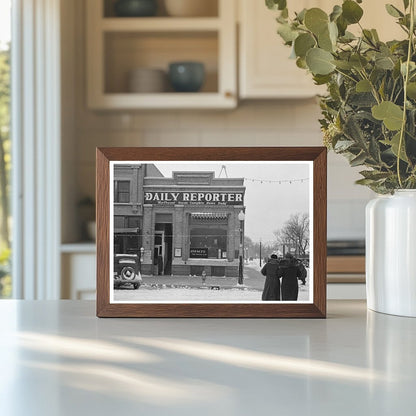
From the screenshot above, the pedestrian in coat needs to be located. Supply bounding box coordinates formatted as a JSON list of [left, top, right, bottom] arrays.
[[278, 253, 302, 301], [261, 253, 280, 301]]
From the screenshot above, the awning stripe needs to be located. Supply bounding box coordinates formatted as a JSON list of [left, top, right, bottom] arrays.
[[191, 213, 228, 220]]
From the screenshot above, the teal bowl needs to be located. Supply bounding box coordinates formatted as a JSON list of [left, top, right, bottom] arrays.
[[168, 62, 205, 92], [114, 0, 157, 17]]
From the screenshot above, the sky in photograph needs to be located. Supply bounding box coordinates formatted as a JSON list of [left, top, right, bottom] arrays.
[[154, 162, 311, 244]]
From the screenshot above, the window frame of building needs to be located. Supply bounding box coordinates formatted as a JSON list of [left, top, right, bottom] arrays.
[[114, 180, 130, 203]]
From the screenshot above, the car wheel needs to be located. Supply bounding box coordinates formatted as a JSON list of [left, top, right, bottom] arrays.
[[133, 283, 139, 289]]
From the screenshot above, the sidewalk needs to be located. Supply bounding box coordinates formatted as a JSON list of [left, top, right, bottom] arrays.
[[140, 274, 260, 291]]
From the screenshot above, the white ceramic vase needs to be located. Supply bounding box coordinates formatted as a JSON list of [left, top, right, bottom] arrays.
[[366, 190, 416, 317]]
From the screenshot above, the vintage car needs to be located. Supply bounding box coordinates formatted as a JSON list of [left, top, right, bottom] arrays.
[[113, 253, 142, 289]]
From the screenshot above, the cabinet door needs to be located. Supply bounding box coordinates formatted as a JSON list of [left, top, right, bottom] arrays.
[[239, 0, 326, 99], [239, 0, 405, 99]]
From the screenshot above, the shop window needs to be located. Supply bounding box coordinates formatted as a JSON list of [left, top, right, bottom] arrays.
[[114, 180, 130, 203], [190, 227, 227, 258]]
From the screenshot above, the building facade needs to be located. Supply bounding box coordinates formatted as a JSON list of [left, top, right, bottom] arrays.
[[113, 165, 246, 277]]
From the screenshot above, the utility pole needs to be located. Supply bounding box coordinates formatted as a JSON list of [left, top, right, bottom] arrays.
[[259, 239, 262, 267]]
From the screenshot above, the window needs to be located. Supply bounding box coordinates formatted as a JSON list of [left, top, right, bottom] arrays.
[[0, 0, 11, 298], [127, 216, 140, 228], [114, 216, 125, 228], [114, 180, 130, 203], [190, 227, 227, 258]]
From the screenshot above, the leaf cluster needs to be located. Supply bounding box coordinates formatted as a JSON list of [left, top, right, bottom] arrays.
[[267, 0, 416, 193]]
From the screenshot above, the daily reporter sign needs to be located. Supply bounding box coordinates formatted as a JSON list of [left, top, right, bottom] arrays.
[[144, 191, 244, 205]]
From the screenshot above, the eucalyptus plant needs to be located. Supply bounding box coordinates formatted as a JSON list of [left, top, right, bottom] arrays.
[[266, 0, 416, 193]]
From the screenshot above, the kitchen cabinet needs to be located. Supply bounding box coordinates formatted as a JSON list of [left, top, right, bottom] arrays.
[[86, 0, 237, 109], [239, 0, 325, 99], [238, 0, 404, 99], [61, 244, 96, 300]]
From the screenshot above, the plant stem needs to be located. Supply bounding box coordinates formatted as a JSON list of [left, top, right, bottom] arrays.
[[397, 0, 415, 188]]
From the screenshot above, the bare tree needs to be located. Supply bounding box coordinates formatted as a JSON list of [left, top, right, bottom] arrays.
[[274, 213, 309, 256]]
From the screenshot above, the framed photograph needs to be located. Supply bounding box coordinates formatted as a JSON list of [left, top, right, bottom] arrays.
[[96, 147, 327, 318]]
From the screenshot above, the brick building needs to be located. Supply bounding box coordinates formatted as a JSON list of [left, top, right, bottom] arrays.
[[113, 164, 246, 277]]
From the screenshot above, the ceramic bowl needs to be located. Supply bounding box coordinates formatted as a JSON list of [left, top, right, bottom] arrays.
[[168, 62, 205, 92], [114, 0, 158, 17]]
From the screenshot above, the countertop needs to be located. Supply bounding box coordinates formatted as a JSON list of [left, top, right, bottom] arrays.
[[0, 300, 415, 415]]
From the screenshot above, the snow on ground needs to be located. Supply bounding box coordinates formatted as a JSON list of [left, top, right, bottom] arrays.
[[113, 284, 311, 302]]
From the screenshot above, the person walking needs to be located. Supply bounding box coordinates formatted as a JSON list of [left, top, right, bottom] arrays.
[[261, 252, 281, 301], [279, 253, 302, 301]]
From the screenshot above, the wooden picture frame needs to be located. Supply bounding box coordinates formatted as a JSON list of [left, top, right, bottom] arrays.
[[96, 147, 327, 318]]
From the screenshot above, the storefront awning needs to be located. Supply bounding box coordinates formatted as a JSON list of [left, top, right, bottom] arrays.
[[191, 213, 228, 220], [114, 228, 140, 234]]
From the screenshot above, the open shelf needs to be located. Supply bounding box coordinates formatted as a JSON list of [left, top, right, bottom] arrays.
[[87, 0, 236, 109], [104, 31, 218, 94], [101, 17, 221, 31], [104, 0, 219, 18]]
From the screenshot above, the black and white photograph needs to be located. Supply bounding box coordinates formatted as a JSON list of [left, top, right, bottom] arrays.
[[110, 161, 313, 303]]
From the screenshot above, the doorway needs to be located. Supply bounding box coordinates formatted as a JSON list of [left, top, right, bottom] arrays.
[[154, 222, 172, 275]]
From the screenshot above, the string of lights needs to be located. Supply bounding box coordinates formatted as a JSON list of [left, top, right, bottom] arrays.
[[243, 177, 309, 184]]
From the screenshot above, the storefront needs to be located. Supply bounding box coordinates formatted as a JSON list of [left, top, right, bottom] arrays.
[[113, 163, 164, 256], [140, 170, 246, 277]]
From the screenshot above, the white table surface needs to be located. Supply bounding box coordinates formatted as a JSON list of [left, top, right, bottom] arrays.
[[0, 300, 415, 416]]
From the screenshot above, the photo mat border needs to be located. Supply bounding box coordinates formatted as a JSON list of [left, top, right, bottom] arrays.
[[97, 147, 327, 318], [110, 160, 314, 305]]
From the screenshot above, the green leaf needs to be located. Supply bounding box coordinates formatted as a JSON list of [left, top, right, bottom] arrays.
[[333, 60, 353, 70], [385, 4, 404, 18], [266, 0, 287, 11], [296, 57, 308, 69], [375, 55, 395, 70], [304, 8, 329, 35], [371, 29, 380, 43], [407, 82, 416, 99], [277, 23, 298, 43], [318, 27, 334, 52], [336, 15, 348, 36], [342, 0, 364, 24], [334, 140, 355, 152], [294, 33, 316, 58], [306, 48, 335, 75], [372, 101, 404, 131], [350, 54, 368, 70], [360, 170, 391, 181], [356, 79, 372, 92], [313, 74, 332, 85], [403, 0, 410, 10], [383, 132, 409, 162], [330, 5, 342, 22], [339, 31, 356, 43], [296, 8, 307, 23], [350, 152, 368, 167]]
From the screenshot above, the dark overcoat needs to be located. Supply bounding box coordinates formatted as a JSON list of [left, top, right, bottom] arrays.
[[261, 258, 280, 301], [278, 259, 302, 301]]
